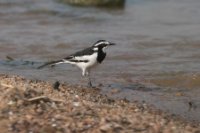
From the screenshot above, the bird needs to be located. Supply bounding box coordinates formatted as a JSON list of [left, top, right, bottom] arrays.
[[38, 40, 116, 87]]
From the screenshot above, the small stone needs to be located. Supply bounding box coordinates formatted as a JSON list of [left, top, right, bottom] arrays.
[[100, 124, 112, 132], [110, 88, 121, 94], [25, 115, 33, 120], [75, 95, 79, 98], [8, 101, 14, 105], [52, 123, 57, 127], [53, 81, 60, 91], [134, 109, 139, 112], [8, 111, 13, 116], [51, 118, 56, 122], [73, 102, 80, 107], [175, 92, 184, 96]]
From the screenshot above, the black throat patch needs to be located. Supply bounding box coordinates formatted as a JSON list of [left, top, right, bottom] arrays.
[[97, 48, 106, 63]]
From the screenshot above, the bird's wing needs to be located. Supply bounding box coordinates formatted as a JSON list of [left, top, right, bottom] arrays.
[[63, 47, 95, 63], [68, 47, 95, 57], [38, 47, 95, 69]]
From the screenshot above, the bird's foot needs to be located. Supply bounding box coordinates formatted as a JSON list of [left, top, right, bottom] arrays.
[[87, 81, 93, 88]]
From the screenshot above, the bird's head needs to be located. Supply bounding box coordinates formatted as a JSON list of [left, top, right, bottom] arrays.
[[92, 40, 115, 52]]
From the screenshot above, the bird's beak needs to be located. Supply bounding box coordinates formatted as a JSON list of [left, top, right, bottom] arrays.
[[109, 42, 116, 46]]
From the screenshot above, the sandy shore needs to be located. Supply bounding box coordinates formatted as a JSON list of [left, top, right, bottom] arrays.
[[0, 74, 199, 133]]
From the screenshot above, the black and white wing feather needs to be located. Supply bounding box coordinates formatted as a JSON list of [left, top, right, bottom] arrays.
[[37, 47, 96, 69], [68, 47, 97, 57]]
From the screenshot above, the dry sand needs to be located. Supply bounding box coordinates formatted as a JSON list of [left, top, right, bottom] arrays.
[[0, 74, 199, 133]]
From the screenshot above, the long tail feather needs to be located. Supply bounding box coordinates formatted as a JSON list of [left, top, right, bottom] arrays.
[[37, 60, 64, 69]]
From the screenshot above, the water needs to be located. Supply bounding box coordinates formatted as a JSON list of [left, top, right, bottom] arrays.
[[1, 0, 200, 122]]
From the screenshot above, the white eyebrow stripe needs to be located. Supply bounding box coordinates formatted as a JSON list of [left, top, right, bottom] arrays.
[[94, 41, 109, 46], [94, 42, 103, 46]]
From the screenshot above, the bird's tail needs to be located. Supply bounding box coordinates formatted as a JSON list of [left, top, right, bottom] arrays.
[[37, 60, 64, 69]]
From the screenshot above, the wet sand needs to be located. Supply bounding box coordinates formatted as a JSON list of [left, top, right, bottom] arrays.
[[0, 74, 199, 133]]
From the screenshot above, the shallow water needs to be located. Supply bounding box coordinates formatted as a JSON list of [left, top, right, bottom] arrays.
[[1, 0, 200, 122]]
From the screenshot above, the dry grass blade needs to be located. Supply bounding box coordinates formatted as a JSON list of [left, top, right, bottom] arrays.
[[26, 95, 64, 103], [0, 82, 14, 88]]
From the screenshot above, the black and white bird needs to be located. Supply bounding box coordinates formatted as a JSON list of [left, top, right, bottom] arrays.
[[38, 40, 115, 87]]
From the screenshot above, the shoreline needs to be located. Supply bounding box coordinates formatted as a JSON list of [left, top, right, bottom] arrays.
[[0, 74, 199, 132]]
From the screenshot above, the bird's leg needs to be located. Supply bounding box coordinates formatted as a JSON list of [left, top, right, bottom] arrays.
[[86, 71, 93, 87], [81, 69, 92, 87], [79, 69, 86, 86], [79, 75, 85, 86], [87, 76, 92, 87]]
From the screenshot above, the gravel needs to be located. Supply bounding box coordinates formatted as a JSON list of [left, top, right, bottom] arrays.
[[0, 74, 199, 133]]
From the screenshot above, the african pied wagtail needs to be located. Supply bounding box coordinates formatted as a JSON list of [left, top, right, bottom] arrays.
[[38, 40, 116, 87]]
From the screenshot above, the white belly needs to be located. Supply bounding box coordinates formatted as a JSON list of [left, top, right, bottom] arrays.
[[75, 53, 98, 70]]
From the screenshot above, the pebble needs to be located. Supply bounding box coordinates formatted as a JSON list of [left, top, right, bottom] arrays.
[[73, 102, 80, 107], [53, 81, 60, 91], [7, 100, 14, 105]]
